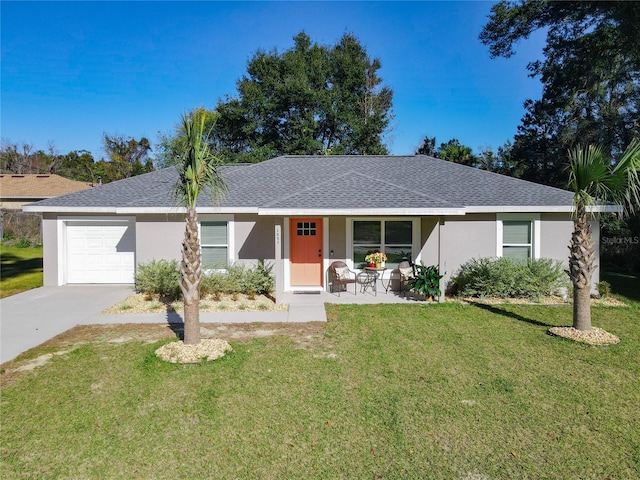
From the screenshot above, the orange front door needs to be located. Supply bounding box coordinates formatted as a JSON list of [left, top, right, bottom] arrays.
[[290, 218, 323, 287]]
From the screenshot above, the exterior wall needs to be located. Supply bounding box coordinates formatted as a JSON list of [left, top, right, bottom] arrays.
[[328, 216, 347, 261], [40, 211, 600, 294], [135, 214, 184, 265], [42, 214, 59, 286], [234, 214, 277, 266], [439, 214, 497, 289], [418, 217, 439, 266], [539, 213, 573, 265], [590, 219, 600, 288]]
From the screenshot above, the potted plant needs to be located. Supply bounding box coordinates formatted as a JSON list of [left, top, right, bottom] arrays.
[[408, 264, 443, 301], [364, 251, 387, 268]]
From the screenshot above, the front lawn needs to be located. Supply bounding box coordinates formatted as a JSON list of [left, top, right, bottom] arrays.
[[0, 244, 43, 298], [1, 301, 638, 479]]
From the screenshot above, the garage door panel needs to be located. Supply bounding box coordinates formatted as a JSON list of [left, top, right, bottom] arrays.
[[67, 221, 135, 284]]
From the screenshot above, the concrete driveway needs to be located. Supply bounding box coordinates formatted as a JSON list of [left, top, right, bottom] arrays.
[[0, 285, 328, 364], [0, 285, 134, 364]]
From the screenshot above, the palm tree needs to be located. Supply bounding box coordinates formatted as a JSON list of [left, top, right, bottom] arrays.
[[173, 111, 226, 344], [567, 140, 640, 331]]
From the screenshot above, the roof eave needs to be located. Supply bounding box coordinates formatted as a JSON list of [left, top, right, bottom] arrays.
[[22, 206, 118, 213], [258, 208, 467, 216], [22, 205, 259, 214], [465, 206, 574, 213]]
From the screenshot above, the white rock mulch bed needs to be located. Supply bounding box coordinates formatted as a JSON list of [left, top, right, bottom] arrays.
[[155, 338, 232, 364], [548, 326, 620, 346]]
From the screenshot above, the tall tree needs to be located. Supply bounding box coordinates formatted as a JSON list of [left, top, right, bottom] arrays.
[[0, 141, 60, 174], [437, 139, 478, 167], [415, 136, 437, 156], [414, 135, 479, 167], [55, 150, 96, 182], [567, 140, 640, 331], [480, 1, 640, 187], [102, 134, 153, 179], [211, 32, 393, 163], [172, 111, 226, 345]]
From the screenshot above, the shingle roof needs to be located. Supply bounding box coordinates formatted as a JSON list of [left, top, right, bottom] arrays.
[[0, 174, 93, 198], [23, 155, 575, 214]]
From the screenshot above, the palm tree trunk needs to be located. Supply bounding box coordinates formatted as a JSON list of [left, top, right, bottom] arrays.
[[181, 207, 201, 344], [573, 285, 592, 331], [568, 204, 595, 331]]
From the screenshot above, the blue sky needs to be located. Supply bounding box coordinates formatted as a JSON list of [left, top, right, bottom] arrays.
[[1, 1, 545, 160]]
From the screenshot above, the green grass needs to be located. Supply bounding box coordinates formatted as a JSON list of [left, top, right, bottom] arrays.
[[601, 269, 640, 304], [0, 244, 43, 298], [2, 300, 639, 479]]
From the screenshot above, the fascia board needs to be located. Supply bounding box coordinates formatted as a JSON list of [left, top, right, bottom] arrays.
[[22, 206, 118, 213], [465, 206, 574, 213], [258, 208, 466, 216], [466, 205, 621, 214], [114, 207, 257, 214], [23, 206, 257, 214]]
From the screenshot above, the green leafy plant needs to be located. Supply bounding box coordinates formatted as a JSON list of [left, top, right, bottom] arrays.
[[449, 257, 567, 299], [596, 281, 611, 299], [200, 261, 274, 296], [408, 264, 443, 300], [16, 237, 33, 248], [135, 259, 181, 300]]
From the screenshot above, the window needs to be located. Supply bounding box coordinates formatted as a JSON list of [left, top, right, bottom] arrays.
[[352, 220, 413, 268], [502, 221, 532, 259], [201, 221, 228, 268], [296, 221, 317, 236], [497, 214, 540, 260]]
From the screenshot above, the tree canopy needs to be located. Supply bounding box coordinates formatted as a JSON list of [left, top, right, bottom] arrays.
[[210, 31, 393, 163], [102, 134, 153, 178], [480, 0, 640, 187], [0, 137, 154, 184]]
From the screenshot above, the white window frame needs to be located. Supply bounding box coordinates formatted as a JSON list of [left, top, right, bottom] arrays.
[[198, 214, 234, 272], [346, 217, 421, 274], [496, 213, 540, 259]]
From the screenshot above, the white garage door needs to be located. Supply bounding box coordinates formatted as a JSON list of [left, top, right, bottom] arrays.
[[66, 221, 135, 284]]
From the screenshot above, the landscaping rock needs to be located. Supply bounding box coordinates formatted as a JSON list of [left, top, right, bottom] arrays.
[[548, 326, 620, 346], [155, 338, 232, 363]]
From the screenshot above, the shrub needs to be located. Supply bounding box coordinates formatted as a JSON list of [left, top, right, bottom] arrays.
[[244, 260, 275, 295], [596, 281, 611, 298], [200, 261, 275, 296], [16, 237, 33, 248], [449, 257, 567, 300], [135, 259, 181, 300]]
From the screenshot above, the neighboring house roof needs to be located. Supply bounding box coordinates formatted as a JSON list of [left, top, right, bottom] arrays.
[[23, 155, 579, 215], [1, 174, 93, 200]]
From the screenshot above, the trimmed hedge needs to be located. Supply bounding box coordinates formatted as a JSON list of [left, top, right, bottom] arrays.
[[449, 257, 568, 300]]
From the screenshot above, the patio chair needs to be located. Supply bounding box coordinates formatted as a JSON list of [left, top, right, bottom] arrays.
[[329, 261, 357, 296], [397, 260, 415, 297]]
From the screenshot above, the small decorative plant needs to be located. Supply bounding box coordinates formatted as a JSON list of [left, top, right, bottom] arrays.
[[408, 264, 443, 301], [364, 251, 387, 266], [596, 281, 611, 299]]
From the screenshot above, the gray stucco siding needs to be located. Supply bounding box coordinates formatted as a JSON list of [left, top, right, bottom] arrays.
[[439, 214, 497, 287], [539, 213, 573, 265], [234, 214, 277, 266], [135, 214, 184, 265], [42, 214, 59, 286], [328, 216, 347, 261]]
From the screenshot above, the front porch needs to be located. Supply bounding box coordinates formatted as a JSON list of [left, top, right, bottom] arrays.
[[280, 280, 438, 306]]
